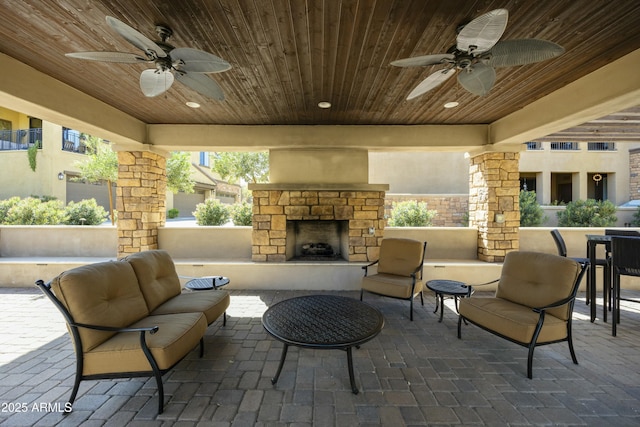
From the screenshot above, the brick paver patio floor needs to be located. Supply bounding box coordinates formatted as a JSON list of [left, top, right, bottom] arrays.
[[1, 287, 639, 426]]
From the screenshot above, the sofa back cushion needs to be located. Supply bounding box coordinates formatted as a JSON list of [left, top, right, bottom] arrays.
[[124, 250, 181, 312], [51, 261, 149, 352], [496, 251, 580, 320], [377, 238, 425, 277]]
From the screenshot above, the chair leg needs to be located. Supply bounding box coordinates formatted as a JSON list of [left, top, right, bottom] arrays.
[[527, 344, 535, 379], [420, 291, 424, 306], [360, 289, 364, 301], [199, 337, 204, 358], [567, 324, 578, 365], [457, 315, 463, 339], [409, 296, 414, 321]]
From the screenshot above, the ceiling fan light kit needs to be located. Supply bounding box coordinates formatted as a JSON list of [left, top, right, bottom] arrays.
[[392, 8, 564, 100], [66, 16, 231, 101]]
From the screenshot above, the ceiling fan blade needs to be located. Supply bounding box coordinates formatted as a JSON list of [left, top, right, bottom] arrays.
[[171, 48, 232, 73], [176, 72, 224, 101], [106, 16, 166, 58], [407, 68, 456, 100], [391, 54, 455, 68], [457, 9, 508, 54], [140, 69, 174, 97], [65, 51, 149, 63], [485, 39, 565, 67], [457, 63, 496, 96]]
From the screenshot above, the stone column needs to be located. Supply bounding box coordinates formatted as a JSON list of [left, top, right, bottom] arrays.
[[629, 148, 640, 200], [116, 151, 167, 257], [468, 152, 520, 262]]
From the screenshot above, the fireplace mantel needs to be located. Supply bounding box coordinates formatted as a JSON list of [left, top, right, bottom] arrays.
[[248, 183, 389, 191]]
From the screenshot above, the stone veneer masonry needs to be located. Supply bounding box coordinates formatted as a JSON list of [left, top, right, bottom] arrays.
[[629, 148, 640, 199], [117, 151, 166, 257], [251, 189, 386, 262], [468, 152, 520, 262]]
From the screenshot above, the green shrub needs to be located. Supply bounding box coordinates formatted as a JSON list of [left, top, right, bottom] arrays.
[[631, 207, 640, 227], [63, 199, 107, 225], [167, 208, 180, 219], [193, 199, 231, 226], [388, 200, 436, 227], [0, 197, 21, 224], [230, 202, 253, 226], [519, 190, 546, 227], [557, 199, 617, 227], [4, 197, 65, 225]]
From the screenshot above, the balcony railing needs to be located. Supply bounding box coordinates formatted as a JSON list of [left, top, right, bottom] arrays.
[[550, 142, 580, 151], [588, 142, 616, 151], [525, 142, 543, 150], [0, 128, 43, 151]]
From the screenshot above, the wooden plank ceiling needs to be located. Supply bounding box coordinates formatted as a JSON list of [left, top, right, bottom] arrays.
[[0, 0, 639, 140]]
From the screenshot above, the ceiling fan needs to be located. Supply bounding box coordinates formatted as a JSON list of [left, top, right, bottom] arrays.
[[391, 9, 564, 99], [66, 16, 231, 101]]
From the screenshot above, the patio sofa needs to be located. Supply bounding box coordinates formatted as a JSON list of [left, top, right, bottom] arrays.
[[35, 249, 230, 415]]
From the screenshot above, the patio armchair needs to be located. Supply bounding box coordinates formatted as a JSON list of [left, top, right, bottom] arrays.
[[360, 238, 427, 321], [457, 251, 587, 379], [610, 236, 640, 336]]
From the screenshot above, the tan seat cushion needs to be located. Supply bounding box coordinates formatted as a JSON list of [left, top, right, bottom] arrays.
[[459, 297, 568, 344], [51, 261, 149, 352], [152, 290, 231, 325], [361, 273, 424, 299], [123, 250, 182, 312], [83, 312, 207, 376]]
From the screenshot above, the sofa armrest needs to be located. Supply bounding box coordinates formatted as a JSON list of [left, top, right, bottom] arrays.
[[72, 322, 159, 335]]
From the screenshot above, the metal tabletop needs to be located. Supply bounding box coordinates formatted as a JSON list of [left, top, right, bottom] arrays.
[[262, 294, 384, 393], [426, 279, 472, 323], [184, 276, 230, 291]]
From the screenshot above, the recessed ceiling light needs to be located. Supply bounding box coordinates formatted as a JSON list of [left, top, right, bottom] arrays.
[[318, 101, 332, 109], [186, 101, 200, 108], [444, 101, 459, 109]]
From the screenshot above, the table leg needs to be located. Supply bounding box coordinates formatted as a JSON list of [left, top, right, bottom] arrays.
[[438, 294, 444, 322], [433, 292, 440, 314], [346, 347, 358, 394], [271, 344, 289, 385], [588, 242, 596, 322]]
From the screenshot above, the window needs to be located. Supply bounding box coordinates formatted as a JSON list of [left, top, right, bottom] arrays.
[[199, 152, 210, 167], [588, 142, 616, 151], [550, 142, 579, 151], [525, 141, 542, 150]]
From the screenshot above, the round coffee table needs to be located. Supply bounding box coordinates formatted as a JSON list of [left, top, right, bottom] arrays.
[[262, 294, 384, 394], [426, 280, 472, 322]]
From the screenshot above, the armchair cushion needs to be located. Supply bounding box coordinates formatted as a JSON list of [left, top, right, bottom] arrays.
[[495, 251, 580, 321], [458, 297, 568, 344], [377, 238, 425, 276], [361, 273, 424, 299], [51, 261, 149, 352]]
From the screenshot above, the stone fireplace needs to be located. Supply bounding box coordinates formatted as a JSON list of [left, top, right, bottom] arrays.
[[248, 184, 388, 262], [248, 148, 389, 262]]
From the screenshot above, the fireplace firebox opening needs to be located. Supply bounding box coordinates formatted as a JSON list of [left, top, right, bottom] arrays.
[[286, 220, 349, 261]]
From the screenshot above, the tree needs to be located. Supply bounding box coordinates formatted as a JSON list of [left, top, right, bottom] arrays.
[[75, 135, 117, 224], [166, 151, 195, 194], [211, 152, 269, 184], [519, 190, 546, 226]]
